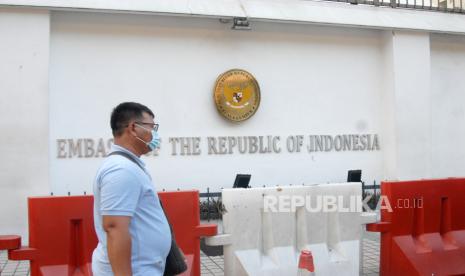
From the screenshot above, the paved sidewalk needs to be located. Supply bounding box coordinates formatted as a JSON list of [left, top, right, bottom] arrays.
[[0, 252, 29, 276], [362, 231, 381, 276]]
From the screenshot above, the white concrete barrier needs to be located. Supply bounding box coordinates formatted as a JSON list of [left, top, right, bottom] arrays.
[[205, 183, 377, 276]]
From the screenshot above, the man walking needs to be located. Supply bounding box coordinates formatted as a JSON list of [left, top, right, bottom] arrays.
[[92, 102, 171, 276]]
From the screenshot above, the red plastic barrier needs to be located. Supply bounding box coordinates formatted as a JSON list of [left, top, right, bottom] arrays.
[[159, 190, 217, 276], [0, 190, 217, 276], [0, 235, 21, 250], [7, 196, 96, 276], [367, 178, 465, 276]]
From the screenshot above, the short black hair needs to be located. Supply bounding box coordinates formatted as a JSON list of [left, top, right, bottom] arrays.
[[110, 102, 154, 137]]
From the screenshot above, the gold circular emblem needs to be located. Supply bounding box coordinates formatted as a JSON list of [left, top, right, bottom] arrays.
[[213, 69, 261, 122]]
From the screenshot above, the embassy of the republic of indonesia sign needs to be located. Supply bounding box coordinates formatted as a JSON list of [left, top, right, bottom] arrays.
[[57, 69, 380, 158], [56, 134, 380, 158]]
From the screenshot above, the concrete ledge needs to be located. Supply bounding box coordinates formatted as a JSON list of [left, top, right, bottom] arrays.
[[1, 0, 465, 34]]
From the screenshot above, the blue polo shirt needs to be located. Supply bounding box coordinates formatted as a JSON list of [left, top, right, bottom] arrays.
[[92, 144, 171, 276]]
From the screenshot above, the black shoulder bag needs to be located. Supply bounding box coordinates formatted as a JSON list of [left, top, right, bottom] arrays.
[[107, 151, 188, 276]]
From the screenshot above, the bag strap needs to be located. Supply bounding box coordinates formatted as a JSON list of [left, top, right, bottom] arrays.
[[107, 151, 145, 172], [107, 150, 175, 234]]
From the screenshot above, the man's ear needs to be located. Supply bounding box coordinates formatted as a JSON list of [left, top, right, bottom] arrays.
[[127, 121, 138, 137]]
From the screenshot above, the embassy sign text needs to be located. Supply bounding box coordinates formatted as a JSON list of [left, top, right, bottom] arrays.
[[56, 134, 380, 158]]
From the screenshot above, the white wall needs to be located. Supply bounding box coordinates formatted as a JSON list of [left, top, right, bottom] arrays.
[[431, 34, 465, 178], [1, 7, 465, 244], [381, 31, 432, 180], [49, 12, 385, 195], [0, 8, 50, 242]]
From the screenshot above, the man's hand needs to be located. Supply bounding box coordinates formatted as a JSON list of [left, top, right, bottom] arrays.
[[103, 215, 132, 276]]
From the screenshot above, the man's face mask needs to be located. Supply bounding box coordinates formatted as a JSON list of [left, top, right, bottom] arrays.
[[134, 123, 160, 151]]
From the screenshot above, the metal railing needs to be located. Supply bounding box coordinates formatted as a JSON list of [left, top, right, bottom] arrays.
[[362, 180, 381, 211], [199, 181, 382, 220], [200, 188, 223, 221], [329, 0, 465, 13]]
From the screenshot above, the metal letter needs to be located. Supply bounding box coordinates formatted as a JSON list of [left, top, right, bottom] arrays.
[[207, 137, 218, 154], [180, 137, 192, 155], [84, 139, 95, 158], [353, 135, 360, 151], [334, 135, 342, 151], [68, 139, 83, 158], [307, 135, 314, 153], [249, 136, 258, 154], [372, 134, 380, 150], [324, 135, 333, 152], [360, 134, 368, 151], [259, 136, 268, 153], [296, 135, 304, 152], [315, 136, 323, 152], [218, 137, 227, 154], [343, 135, 351, 151], [169, 137, 179, 156], [238, 137, 247, 154], [107, 139, 114, 151], [192, 137, 201, 155], [227, 137, 237, 154], [286, 136, 296, 153], [95, 138, 107, 157], [272, 136, 281, 153], [57, 139, 67, 159]]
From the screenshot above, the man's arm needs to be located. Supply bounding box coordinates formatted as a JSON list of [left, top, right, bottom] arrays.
[[103, 215, 132, 276]]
